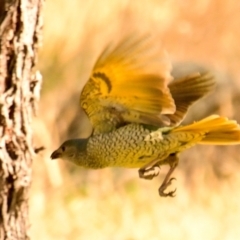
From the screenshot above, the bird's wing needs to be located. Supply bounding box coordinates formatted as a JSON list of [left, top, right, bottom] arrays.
[[167, 72, 215, 125], [80, 35, 175, 134]]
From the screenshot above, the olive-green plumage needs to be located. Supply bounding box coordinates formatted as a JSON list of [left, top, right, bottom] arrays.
[[51, 115, 240, 169]]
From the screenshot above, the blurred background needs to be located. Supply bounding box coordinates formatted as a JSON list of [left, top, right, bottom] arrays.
[[30, 0, 240, 239]]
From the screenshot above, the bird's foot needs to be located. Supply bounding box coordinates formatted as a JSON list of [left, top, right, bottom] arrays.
[[138, 165, 160, 180], [158, 154, 179, 197], [158, 177, 176, 197]]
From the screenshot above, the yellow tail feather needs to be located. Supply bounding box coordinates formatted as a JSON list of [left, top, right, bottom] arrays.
[[173, 115, 240, 145]]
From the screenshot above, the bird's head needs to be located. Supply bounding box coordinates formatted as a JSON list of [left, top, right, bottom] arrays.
[[51, 138, 89, 165]]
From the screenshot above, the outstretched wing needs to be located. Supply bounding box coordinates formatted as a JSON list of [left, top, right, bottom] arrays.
[[80, 35, 175, 134], [167, 72, 215, 125]]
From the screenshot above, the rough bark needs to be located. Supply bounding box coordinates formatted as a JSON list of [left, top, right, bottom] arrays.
[[0, 0, 43, 239]]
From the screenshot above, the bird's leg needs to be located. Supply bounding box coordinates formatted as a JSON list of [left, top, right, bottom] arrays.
[[158, 154, 179, 197]]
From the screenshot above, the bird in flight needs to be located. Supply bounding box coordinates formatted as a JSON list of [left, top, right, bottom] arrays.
[[51, 35, 240, 197]]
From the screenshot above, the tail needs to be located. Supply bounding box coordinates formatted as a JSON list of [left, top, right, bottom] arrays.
[[167, 72, 215, 125], [173, 115, 240, 145]]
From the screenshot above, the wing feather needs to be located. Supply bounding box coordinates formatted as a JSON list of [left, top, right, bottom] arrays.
[[80, 35, 215, 134], [80, 35, 175, 133]]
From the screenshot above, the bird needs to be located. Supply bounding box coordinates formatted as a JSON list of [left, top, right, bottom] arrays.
[[51, 35, 240, 197]]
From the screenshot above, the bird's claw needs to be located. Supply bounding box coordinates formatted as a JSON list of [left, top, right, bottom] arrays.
[[158, 177, 177, 197], [159, 188, 177, 197], [138, 166, 160, 180]]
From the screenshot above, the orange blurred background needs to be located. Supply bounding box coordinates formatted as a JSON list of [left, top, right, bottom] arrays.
[[30, 0, 240, 239]]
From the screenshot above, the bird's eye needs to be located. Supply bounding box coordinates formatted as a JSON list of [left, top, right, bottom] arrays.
[[61, 146, 65, 151]]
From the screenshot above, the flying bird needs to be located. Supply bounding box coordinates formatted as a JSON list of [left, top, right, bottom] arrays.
[[51, 35, 240, 197]]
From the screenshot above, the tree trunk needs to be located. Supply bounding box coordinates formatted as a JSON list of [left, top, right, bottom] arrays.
[[0, 0, 43, 239]]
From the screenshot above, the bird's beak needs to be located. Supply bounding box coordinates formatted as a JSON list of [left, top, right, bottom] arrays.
[[50, 149, 61, 160]]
